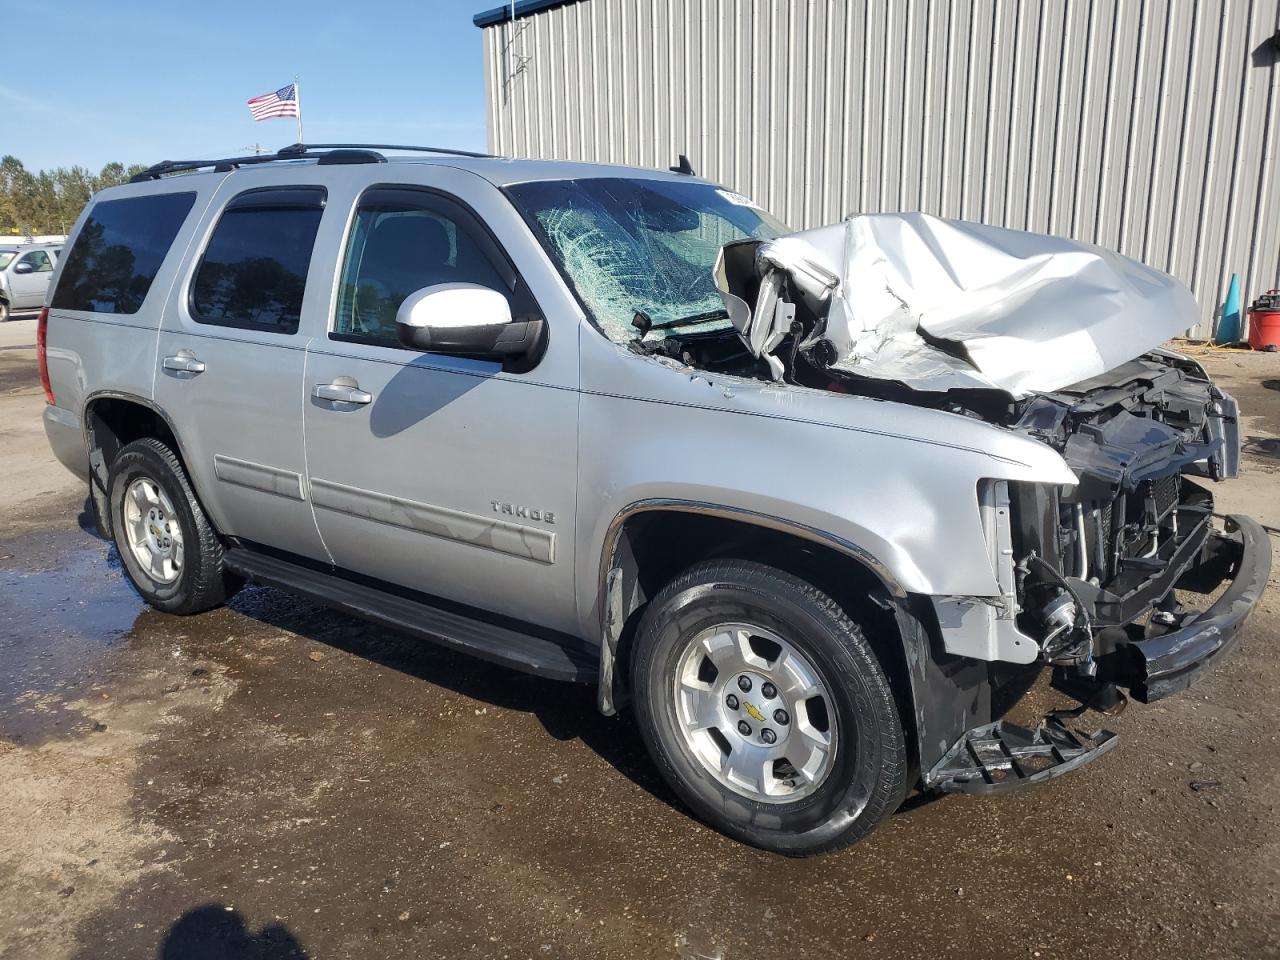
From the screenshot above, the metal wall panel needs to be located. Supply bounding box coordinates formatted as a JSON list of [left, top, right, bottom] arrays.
[[482, 0, 1280, 335]]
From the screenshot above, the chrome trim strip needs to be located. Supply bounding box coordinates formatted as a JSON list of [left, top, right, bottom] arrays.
[[599, 498, 906, 602], [213, 454, 305, 501], [310, 477, 555, 564]]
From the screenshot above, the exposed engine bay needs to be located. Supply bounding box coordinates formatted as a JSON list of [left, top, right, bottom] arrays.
[[1006, 354, 1241, 664]]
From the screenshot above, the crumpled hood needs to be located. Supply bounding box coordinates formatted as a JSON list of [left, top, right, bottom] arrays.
[[714, 213, 1199, 398]]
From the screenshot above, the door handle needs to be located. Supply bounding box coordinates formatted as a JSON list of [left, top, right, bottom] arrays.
[[162, 351, 206, 375], [313, 379, 373, 405]]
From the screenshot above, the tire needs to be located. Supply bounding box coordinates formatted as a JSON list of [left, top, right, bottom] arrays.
[[0, 300, 9, 323], [631, 559, 908, 856], [107, 437, 242, 614]]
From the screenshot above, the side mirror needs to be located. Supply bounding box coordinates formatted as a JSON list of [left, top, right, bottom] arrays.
[[395, 283, 544, 362], [13, 261, 33, 274]]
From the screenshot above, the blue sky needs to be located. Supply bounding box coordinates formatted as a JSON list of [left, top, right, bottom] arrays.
[[2, 0, 493, 172]]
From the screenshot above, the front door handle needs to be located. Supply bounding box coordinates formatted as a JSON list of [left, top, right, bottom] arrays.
[[313, 378, 373, 405], [162, 350, 206, 375]]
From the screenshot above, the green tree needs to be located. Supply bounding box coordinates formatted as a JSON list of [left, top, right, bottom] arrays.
[[0, 157, 143, 236]]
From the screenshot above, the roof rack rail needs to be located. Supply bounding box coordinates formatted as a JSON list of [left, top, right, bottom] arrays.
[[283, 143, 496, 159], [129, 143, 497, 183]]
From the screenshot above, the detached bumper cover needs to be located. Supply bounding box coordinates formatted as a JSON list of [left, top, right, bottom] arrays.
[[1122, 514, 1271, 703], [927, 717, 1119, 795]]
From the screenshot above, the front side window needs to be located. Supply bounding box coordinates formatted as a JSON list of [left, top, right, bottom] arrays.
[[506, 177, 787, 343], [51, 191, 196, 314], [191, 187, 325, 334], [334, 191, 509, 343], [19, 250, 52, 272]]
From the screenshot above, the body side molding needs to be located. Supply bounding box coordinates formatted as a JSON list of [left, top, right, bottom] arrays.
[[213, 454, 305, 500], [310, 477, 556, 564]]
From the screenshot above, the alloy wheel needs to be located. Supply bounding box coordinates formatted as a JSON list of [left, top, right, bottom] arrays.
[[672, 622, 839, 803], [121, 476, 184, 585]]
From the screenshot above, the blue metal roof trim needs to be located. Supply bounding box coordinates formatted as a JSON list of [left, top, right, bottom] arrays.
[[473, 0, 585, 28]]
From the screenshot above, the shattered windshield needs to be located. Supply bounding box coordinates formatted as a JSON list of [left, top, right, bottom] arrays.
[[507, 177, 787, 343]]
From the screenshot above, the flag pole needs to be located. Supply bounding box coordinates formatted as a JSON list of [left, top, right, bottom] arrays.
[[294, 75, 303, 145]]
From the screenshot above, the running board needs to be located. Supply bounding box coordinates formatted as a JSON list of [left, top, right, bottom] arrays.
[[926, 717, 1119, 795], [223, 547, 598, 683]]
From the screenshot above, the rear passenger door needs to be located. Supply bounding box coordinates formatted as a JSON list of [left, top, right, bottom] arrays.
[[154, 177, 331, 563]]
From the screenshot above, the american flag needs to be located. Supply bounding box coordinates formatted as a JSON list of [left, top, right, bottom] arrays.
[[247, 83, 299, 121]]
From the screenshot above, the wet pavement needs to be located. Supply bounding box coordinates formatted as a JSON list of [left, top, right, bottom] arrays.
[[1, 328, 1279, 959]]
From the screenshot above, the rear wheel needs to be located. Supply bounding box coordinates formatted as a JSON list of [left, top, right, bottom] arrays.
[[107, 437, 241, 614], [632, 559, 908, 855]]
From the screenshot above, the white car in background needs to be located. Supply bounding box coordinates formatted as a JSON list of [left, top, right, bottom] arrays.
[[0, 243, 61, 321]]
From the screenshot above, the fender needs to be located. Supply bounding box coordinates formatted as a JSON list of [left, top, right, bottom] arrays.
[[81, 390, 206, 533], [595, 497, 908, 715], [595, 497, 996, 785]]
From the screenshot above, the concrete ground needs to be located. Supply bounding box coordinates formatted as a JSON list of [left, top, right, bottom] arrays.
[[0, 313, 1277, 960]]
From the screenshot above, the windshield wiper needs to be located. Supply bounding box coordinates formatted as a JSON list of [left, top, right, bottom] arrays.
[[651, 308, 729, 330], [631, 307, 729, 339]]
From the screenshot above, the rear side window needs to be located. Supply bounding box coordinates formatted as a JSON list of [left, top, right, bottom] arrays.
[[52, 192, 196, 314], [190, 187, 326, 335]]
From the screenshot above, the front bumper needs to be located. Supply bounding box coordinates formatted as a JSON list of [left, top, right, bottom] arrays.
[[1117, 514, 1271, 703], [924, 512, 1268, 794]]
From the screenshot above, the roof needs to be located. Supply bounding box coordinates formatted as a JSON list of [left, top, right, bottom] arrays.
[[473, 0, 587, 28], [420, 156, 705, 188], [125, 145, 707, 191]]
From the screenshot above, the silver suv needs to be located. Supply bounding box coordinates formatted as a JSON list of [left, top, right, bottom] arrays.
[[0, 242, 60, 321], [39, 145, 1269, 855]]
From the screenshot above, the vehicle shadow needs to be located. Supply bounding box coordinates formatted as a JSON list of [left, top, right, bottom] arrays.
[[222, 581, 964, 824], [158, 904, 308, 959], [73, 490, 677, 813], [1243, 435, 1280, 460], [76, 496, 109, 542], [224, 582, 676, 810]]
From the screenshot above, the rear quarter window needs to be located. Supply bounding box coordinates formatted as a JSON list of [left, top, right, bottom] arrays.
[[51, 192, 197, 314]]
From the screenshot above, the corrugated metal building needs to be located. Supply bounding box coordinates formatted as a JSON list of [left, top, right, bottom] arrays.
[[476, 0, 1280, 336]]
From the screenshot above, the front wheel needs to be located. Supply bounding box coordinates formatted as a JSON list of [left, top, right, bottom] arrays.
[[631, 559, 908, 855], [0, 300, 9, 323], [107, 437, 241, 614]]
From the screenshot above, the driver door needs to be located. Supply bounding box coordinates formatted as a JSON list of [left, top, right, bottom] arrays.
[[302, 179, 580, 636], [10, 248, 54, 309]]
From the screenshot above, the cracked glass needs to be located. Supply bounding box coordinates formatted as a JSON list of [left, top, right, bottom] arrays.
[[507, 178, 786, 342]]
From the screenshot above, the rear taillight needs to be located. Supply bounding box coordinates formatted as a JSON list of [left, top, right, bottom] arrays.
[[37, 307, 54, 405]]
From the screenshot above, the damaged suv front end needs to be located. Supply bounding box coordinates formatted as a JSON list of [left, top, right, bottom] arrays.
[[512, 175, 1268, 803], [1005, 352, 1267, 706], [711, 212, 1271, 792]]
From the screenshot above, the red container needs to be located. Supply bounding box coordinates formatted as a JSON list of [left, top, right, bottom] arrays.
[[1247, 289, 1280, 351]]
